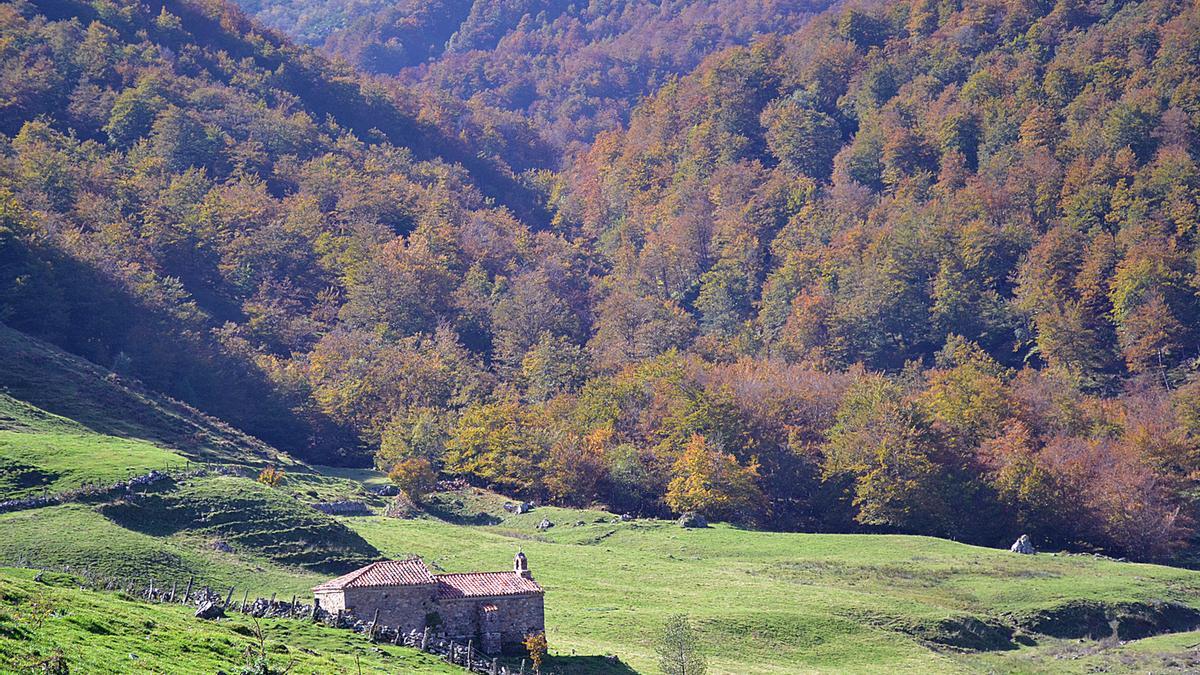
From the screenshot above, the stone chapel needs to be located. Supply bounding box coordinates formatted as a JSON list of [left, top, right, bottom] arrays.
[[312, 552, 545, 654]]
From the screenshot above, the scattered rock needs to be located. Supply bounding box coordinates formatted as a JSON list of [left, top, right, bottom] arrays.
[[210, 540, 233, 553], [620, 513, 634, 522], [384, 494, 418, 518], [436, 477, 469, 491], [372, 484, 400, 497], [677, 513, 708, 528], [537, 518, 554, 530], [502, 502, 516, 513], [194, 600, 224, 620], [311, 501, 371, 516], [1010, 534, 1036, 555], [515, 501, 534, 514], [574, 520, 586, 527]]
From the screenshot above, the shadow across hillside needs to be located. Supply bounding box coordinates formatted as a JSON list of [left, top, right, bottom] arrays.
[[529, 654, 640, 675], [422, 499, 503, 526], [0, 234, 352, 464]]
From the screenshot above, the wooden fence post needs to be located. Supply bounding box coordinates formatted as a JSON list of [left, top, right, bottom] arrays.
[[466, 640, 473, 670], [369, 608, 380, 641], [241, 589, 249, 612], [167, 580, 176, 603], [421, 626, 430, 651], [183, 577, 193, 603]]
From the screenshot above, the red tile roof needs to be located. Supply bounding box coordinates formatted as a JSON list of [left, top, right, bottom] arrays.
[[435, 571, 543, 599], [312, 558, 435, 592]]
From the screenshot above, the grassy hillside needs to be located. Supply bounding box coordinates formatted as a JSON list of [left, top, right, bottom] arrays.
[[7, 469, 1200, 672], [0, 568, 461, 674], [0, 325, 289, 470], [0, 395, 184, 498], [0, 504, 318, 594], [100, 475, 381, 573]]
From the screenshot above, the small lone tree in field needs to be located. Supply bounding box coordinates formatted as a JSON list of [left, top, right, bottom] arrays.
[[240, 617, 295, 674], [257, 465, 284, 487], [656, 614, 706, 675]]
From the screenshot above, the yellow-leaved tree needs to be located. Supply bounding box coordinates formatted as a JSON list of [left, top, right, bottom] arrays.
[[665, 434, 763, 524]]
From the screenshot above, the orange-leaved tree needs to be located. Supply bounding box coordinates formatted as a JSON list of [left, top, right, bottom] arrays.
[[387, 456, 438, 503], [257, 466, 284, 487]]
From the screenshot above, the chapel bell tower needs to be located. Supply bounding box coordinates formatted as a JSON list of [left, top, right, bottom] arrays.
[[515, 550, 532, 579]]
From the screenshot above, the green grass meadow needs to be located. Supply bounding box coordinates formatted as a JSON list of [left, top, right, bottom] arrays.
[[338, 492, 1200, 673]]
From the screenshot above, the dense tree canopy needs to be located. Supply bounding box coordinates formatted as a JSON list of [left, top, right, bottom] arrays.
[[234, 0, 837, 153]]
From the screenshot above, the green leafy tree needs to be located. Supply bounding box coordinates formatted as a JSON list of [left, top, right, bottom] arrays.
[[104, 77, 165, 147], [443, 396, 543, 492], [150, 106, 222, 173], [521, 332, 589, 402], [762, 99, 841, 180], [656, 614, 707, 675], [824, 375, 954, 534], [694, 261, 752, 339]]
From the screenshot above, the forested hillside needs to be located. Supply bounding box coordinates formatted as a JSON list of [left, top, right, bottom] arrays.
[[234, 0, 836, 151], [0, 0, 551, 459], [552, 0, 1200, 558], [3, 0, 1200, 565]]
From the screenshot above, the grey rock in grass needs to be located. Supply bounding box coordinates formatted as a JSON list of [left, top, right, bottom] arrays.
[[677, 513, 708, 529], [194, 600, 224, 620], [1010, 534, 1036, 554]]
